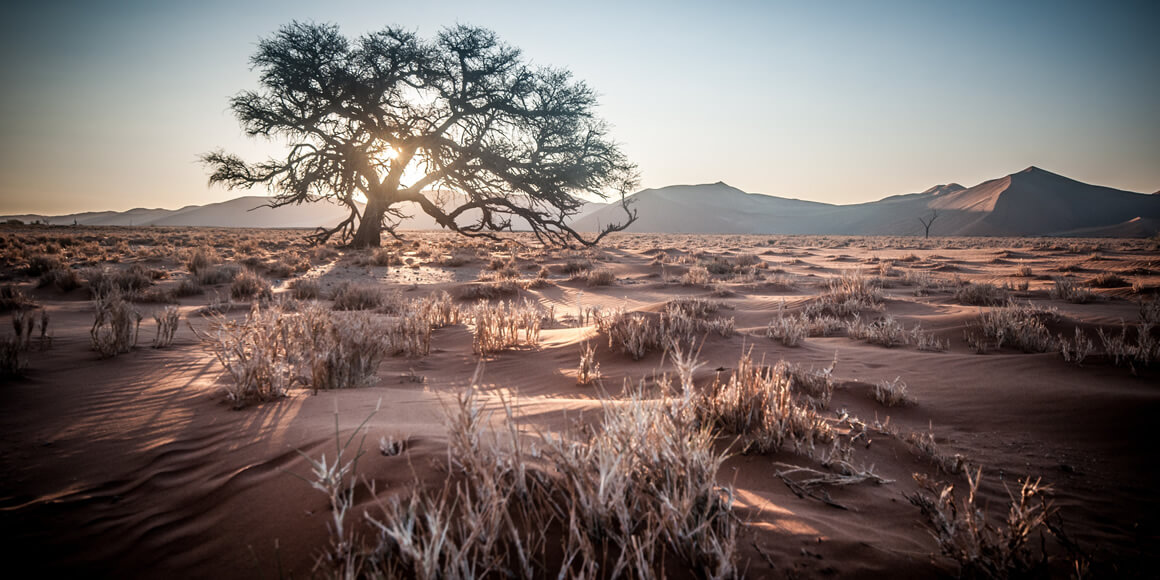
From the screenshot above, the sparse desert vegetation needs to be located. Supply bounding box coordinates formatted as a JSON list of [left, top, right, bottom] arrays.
[[0, 226, 1157, 577]]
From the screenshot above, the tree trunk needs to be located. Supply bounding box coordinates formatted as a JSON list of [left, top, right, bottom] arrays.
[[351, 197, 386, 248]]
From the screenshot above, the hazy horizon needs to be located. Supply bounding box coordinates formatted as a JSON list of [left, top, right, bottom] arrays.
[[2, 0, 1157, 214]]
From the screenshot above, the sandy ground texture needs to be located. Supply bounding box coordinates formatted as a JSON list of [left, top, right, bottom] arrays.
[[1, 226, 1158, 578]]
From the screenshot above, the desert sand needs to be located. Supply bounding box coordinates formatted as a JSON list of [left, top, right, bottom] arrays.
[[1, 225, 1158, 578]]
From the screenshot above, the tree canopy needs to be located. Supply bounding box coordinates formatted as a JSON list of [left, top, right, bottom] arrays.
[[203, 22, 638, 247]]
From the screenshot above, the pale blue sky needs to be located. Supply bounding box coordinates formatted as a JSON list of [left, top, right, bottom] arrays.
[[1, 0, 1157, 213]]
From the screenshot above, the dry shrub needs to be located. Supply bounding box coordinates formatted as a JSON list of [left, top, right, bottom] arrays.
[[900, 268, 934, 295], [199, 303, 395, 407], [415, 290, 460, 329], [470, 300, 545, 354], [185, 246, 218, 273], [846, 313, 908, 347], [195, 264, 241, 285], [85, 265, 153, 297], [230, 268, 272, 301], [311, 310, 396, 389], [459, 280, 520, 301], [576, 341, 601, 385], [174, 277, 204, 297], [357, 369, 739, 578], [152, 305, 179, 348], [805, 271, 883, 318], [0, 334, 25, 376], [1049, 277, 1100, 304], [289, 277, 321, 300], [1058, 327, 1093, 365], [90, 293, 142, 358], [0, 284, 36, 311], [680, 265, 712, 286], [38, 266, 82, 292], [767, 309, 808, 346], [331, 281, 384, 311], [871, 376, 914, 407], [970, 301, 1059, 354], [559, 258, 593, 275], [1096, 321, 1158, 368], [909, 469, 1063, 578], [2, 309, 42, 375], [905, 428, 968, 475], [1088, 272, 1128, 288], [595, 304, 734, 360], [955, 282, 1009, 306], [584, 267, 616, 286], [698, 349, 835, 454]]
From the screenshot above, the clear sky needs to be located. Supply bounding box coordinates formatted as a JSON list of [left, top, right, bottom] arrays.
[[1, 0, 1157, 214]]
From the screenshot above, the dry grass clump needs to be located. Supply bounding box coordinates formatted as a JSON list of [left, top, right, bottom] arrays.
[[844, 314, 948, 351], [0, 284, 36, 311], [0, 334, 26, 376], [805, 271, 884, 318], [1058, 327, 1094, 365], [185, 246, 219, 274], [954, 282, 1009, 306], [415, 290, 460, 329], [199, 302, 396, 407], [330, 281, 387, 311], [871, 376, 914, 407], [680, 265, 712, 286], [173, 277, 204, 297], [1049, 277, 1100, 304], [766, 308, 809, 346], [199, 304, 298, 406], [576, 341, 601, 385], [846, 314, 909, 347], [38, 265, 83, 292], [194, 263, 241, 285], [288, 277, 321, 300], [470, 300, 546, 355], [2, 308, 48, 375], [152, 305, 179, 348], [355, 372, 739, 579], [909, 469, 1064, 579], [90, 293, 142, 358], [1087, 272, 1128, 288], [85, 265, 153, 298], [229, 268, 272, 301], [595, 304, 735, 360], [905, 428, 968, 475], [968, 301, 1059, 354], [458, 280, 520, 301], [899, 268, 935, 296], [1139, 299, 1160, 324], [698, 350, 835, 454], [1096, 321, 1158, 368], [583, 267, 616, 286]]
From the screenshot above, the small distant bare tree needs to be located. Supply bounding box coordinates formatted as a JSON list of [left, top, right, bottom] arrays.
[[919, 209, 939, 238], [203, 22, 638, 248]]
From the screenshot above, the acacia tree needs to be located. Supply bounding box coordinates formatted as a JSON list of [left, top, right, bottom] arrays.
[[203, 22, 638, 248]]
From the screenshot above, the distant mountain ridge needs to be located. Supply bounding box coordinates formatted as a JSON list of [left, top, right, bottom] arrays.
[[575, 166, 1160, 237], [5, 167, 1157, 237]]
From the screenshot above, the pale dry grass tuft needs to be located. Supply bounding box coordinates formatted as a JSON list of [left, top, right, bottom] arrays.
[[90, 293, 142, 358], [871, 376, 915, 407], [909, 469, 1063, 579], [152, 305, 179, 348]]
